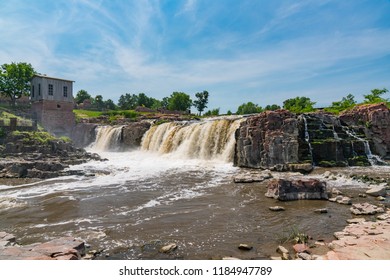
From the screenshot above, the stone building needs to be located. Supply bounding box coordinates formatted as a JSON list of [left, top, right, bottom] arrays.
[[30, 74, 75, 136]]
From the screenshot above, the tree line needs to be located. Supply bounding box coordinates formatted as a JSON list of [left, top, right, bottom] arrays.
[[75, 89, 210, 115], [1, 61, 388, 116]]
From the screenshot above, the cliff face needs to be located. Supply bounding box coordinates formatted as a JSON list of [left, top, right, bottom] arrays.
[[234, 104, 390, 170], [234, 110, 300, 170], [339, 103, 390, 159]]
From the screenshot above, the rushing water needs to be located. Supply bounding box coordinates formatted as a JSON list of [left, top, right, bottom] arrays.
[[1, 119, 389, 259]]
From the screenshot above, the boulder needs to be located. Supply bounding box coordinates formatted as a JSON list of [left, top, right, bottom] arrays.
[[265, 179, 328, 201], [159, 243, 177, 254], [366, 186, 387, 197]]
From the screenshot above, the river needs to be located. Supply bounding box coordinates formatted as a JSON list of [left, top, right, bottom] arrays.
[[1, 118, 389, 259]]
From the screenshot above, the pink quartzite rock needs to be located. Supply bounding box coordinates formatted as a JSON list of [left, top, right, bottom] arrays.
[[265, 179, 328, 201]]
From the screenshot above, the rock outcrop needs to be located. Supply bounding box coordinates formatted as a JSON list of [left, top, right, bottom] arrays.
[[0, 131, 102, 179], [265, 179, 329, 201], [234, 110, 300, 171], [340, 103, 390, 159], [122, 121, 151, 149], [234, 105, 390, 170]]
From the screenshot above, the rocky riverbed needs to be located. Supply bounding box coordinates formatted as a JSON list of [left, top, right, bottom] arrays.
[[0, 131, 104, 179]]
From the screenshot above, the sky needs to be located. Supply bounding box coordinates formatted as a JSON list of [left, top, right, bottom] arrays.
[[1, 0, 389, 113]]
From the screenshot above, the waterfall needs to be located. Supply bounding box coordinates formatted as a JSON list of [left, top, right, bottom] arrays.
[[345, 129, 386, 165], [301, 115, 314, 163], [141, 117, 243, 162], [89, 125, 123, 152]]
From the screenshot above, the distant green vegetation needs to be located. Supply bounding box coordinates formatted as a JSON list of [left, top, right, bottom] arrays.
[[11, 130, 56, 144], [73, 109, 104, 119]]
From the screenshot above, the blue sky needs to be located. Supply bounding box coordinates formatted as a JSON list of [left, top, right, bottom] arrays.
[[1, 0, 389, 113]]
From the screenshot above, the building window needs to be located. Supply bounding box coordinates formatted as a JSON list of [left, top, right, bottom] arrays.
[[48, 84, 54, 96], [38, 84, 41, 96], [63, 86, 68, 97], [32, 85, 35, 98]]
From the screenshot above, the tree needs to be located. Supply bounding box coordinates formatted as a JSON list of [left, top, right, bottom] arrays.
[[161, 97, 169, 109], [137, 93, 154, 108], [75, 89, 92, 104], [167, 92, 192, 112], [283, 96, 316, 113], [264, 104, 281, 111], [104, 99, 117, 110], [193, 90, 209, 116], [236, 102, 263, 115], [118, 93, 138, 110], [93, 94, 104, 110], [0, 62, 36, 106], [203, 108, 220, 117], [327, 94, 356, 114], [363, 88, 388, 104]]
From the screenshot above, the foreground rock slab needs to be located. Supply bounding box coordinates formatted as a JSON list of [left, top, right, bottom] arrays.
[[320, 210, 390, 260], [0, 234, 85, 260]]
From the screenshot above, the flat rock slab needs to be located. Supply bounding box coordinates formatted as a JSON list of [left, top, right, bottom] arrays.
[[321, 210, 390, 260], [366, 186, 387, 197], [0, 235, 85, 260], [350, 202, 385, 215]]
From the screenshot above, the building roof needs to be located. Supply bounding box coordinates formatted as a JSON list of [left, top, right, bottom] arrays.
[[32, 74, 75, 83]]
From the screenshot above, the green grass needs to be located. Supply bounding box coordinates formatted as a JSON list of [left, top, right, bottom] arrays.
[[73, 109, 104, 118]]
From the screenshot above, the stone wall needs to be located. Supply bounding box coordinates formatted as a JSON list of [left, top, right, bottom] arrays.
[[32, 100, 75, 136]]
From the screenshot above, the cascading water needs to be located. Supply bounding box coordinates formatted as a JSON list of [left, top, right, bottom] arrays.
[[345, 129, 386, 165], [301, 115, 314, 163], [141, 117, 243, 162], [89, 125, 123, 152]]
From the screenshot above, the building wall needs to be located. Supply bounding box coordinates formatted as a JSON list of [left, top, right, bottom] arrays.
[[32, 100, 75, 136], [30, 75, 76, 137], [31, 75, 74, 103]]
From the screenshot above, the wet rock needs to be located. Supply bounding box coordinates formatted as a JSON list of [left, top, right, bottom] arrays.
[[366, 186, 387, 197], [269, 206, 285, 211], [347, 218, 366, 224], [297, 252, 312, 260], [329, 195, 352, 205], [376, 196, 386, 201], [276, 246, 292, 260], [331, 188, 343, 195], [350, 202, 385, 215], [314, 208, 328, 213], [122, 122, 151, 149], [266, 179, 328, 201], [0, 234, 85, 260], [276, 245, 289, 255], [238, 244, 253, 251], [222, 257, 241, 260], [159, 243, 177, 254], [293, 244, 310, 254], [359, 194, 367, 198]]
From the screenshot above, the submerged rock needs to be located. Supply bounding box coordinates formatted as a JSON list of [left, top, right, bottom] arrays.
[[269, 206, 285, 211], [238, 244, 253, 251]]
